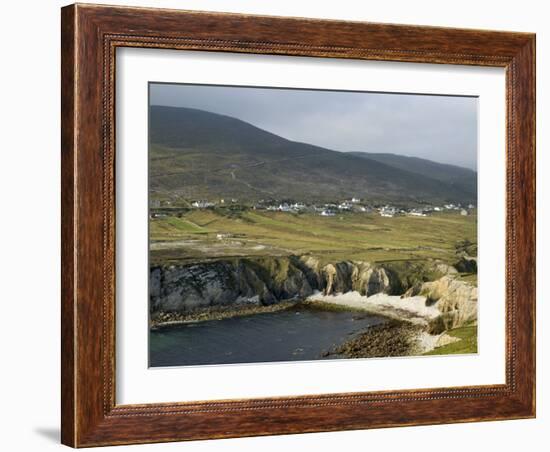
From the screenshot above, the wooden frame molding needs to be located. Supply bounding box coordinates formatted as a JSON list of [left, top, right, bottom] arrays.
[[61, 3, 536, 447]]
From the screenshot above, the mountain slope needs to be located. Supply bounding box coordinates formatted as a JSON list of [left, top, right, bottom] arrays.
[[149, 106, 476, 205], [348, 152, 477, 201]]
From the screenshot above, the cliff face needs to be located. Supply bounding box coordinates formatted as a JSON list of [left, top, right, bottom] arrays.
[[423, 277, 478, 333], [150, 257, 315, 312], [150, 256, 477, 330], [150, 256, 400, 312]]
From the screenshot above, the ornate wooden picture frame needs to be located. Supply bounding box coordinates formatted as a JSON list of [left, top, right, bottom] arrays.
[[61, 3, 535, 447]]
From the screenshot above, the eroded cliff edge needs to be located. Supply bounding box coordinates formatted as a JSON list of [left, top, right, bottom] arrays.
[[150, 256, 477, 332]]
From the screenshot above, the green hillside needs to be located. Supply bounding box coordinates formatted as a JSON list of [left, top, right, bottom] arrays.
[[149, 106, 476, 206], [348, 151, 477, 200]]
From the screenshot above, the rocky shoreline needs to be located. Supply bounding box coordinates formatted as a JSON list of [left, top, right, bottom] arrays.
[[150, 301, 298, 329], [325, 320, 423, 358], [322, 320, 464, 358], [149, 254, 477, 357], [151, 299, 467, 357]]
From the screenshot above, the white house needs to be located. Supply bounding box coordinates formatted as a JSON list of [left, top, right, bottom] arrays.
[[278, 203, 292, 212], [338, 202, 352, 211], [379, 205, 397, 217], [191, 200, 214, 208], [291, 202, 306, 210]]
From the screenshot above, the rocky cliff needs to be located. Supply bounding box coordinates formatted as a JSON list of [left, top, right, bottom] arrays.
[[151, 256, 315, 312], [150, 256, 477, 330], [423, 277, 477, 333]]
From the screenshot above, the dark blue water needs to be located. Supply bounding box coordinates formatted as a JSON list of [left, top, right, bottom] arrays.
[[149, 308, 386, 367]]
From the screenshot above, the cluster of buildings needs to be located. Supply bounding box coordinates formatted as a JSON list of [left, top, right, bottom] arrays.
[[260, 198, 372, 216], [185, 197, 476, 218], [266, 202, 306, 212], [191, 200, 215, 208], [377, 203, 475, 218]]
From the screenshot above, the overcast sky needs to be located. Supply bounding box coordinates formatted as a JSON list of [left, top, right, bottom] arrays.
[[150, 83, 478, 170]]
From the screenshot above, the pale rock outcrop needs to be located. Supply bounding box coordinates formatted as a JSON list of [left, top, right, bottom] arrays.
[[419, 276, 478, 333], [435, 333, 462, 348], [322, 263, 337, 295], [436, 263, 459, 275], [321, 261, 393, 296]]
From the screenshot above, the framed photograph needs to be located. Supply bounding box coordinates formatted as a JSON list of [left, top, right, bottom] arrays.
[[61, 3, 535, 447]]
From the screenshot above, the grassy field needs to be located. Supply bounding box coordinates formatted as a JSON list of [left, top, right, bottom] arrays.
[[424, 324, 478, 355], [150, 208, 477, 266]]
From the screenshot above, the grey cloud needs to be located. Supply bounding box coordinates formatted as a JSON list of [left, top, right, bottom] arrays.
[[150, 83, 477, 170]]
